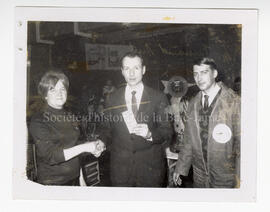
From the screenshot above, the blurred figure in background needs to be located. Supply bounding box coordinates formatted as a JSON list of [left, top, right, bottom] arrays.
[[163, 76, 190, 187], [233, 76, 241, 96], [80, 99, 110, 186]]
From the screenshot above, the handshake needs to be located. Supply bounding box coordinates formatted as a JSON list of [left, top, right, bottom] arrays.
[[83, 139, 106, 158], [64, 140, 106, 161], [92, 139, 106, 157]]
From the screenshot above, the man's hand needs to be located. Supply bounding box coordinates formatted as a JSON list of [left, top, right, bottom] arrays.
[[173, 172, 182, 186], [132, 124, 151, 139], [235, 175, 240, 188]]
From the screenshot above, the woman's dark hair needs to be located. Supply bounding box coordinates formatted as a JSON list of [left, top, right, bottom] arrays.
[[38, 70, 69, 99]]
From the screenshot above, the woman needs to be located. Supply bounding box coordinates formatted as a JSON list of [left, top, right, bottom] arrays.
[[29, 71, 105, 186]]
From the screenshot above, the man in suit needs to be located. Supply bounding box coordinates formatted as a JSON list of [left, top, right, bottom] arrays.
[[100, 52, 173, 187], [173, 57, 241, 188]]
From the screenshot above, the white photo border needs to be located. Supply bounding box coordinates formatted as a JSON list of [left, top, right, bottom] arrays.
[[13, 7, 257, 201]]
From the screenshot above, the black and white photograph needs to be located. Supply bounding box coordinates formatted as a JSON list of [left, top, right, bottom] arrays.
[[13, 7, 257, 201]]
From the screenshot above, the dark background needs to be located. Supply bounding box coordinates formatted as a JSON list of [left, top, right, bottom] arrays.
[[27, 21, 241, 116]]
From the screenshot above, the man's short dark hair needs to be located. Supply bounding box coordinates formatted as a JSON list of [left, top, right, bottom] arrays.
[[121, 51, 144, 67], [194, 57, 217, 71]]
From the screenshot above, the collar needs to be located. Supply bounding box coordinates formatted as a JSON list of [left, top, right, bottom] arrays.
[[125, 82, 144, 94], [201, 82, 221, 106]]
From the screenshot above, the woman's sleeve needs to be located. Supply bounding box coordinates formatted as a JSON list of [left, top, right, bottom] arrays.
[[29, 118, 66, 165]]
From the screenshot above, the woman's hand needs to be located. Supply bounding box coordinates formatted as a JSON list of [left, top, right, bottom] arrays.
[[80, 141, 96, 153], [63, 140, 106, 161]]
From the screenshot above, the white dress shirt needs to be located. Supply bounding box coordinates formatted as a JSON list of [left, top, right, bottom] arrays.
[[124, 83, 152, 140], [202, 83, 221, 107], [125, 82, 144, 112]]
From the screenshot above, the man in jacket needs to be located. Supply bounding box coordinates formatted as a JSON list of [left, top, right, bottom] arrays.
[[100, 52, 172, 187], [173, 57, 241, 188]]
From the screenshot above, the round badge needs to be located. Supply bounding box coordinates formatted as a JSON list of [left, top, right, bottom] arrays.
[[212, 123, 232, 143]]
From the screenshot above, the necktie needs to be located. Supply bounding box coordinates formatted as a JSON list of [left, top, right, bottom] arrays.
[[201, 94, 210, 166], [204, 95, 209, 110], [131, 91, 138, 117]]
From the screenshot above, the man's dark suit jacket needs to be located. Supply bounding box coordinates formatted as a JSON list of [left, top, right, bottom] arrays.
[[99, 85, 173, 187]]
